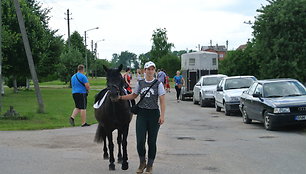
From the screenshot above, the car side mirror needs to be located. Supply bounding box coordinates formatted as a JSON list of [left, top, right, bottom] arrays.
[[196, 83, 201, 86], [217, 86, 223, 91], [253, 93, 262, 98]]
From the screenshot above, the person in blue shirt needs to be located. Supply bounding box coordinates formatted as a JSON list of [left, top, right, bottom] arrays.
[[69, 65, 91, 127], [173, 70, 185, 102]]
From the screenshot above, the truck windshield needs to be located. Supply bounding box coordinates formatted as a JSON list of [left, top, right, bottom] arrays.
[[202, 77, 224, 86]]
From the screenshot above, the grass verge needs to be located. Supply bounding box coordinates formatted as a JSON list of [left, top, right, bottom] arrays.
[[0, 78, 107, 130]]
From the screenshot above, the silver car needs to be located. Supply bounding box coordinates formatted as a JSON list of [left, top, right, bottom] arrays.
[[215, 76, 257, 115], [193, 74, 227, 107]]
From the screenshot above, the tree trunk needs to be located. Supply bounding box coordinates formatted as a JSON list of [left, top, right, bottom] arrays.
[[26, 78, 30, 90], [13, 78, 17, 93], [0, 78, 4, 96], [13, 0, 45, 113]]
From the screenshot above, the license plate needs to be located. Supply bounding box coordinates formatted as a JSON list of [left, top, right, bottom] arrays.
[[295, 115, 306, 121]]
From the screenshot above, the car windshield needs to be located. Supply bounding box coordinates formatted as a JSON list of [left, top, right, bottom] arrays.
[[202, 77, 224, 86], [224, 78, 254, 90], [264, 81, 306, 98]]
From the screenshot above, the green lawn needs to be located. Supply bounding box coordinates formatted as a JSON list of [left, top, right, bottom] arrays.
[[0, 78, 107, 131]]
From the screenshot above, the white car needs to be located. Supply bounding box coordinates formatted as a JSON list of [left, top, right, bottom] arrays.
[[193, 74, 227, 107], [215, 76, 257, 115]]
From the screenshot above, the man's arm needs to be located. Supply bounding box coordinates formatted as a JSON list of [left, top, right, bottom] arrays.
[[85, 83, 90, 91]]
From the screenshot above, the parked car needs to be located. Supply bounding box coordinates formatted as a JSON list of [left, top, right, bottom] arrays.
[[239, 79, 306, 130], [215, 76, 257, 115], [193, 74, 227, 107]]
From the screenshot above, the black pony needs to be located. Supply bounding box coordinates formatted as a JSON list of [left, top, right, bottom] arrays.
[[94, 64, 132, 170]]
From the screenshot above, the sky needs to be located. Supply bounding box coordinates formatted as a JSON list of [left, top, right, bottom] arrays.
[[40, 0, 268, 60]]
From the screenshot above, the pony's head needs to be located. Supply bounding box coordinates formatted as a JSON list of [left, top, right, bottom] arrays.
[[103, 64, 124, 102]]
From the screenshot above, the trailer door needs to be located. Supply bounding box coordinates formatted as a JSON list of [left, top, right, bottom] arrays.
[[189, 71, 197, 91]]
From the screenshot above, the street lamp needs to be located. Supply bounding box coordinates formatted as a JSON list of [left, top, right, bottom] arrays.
[[84, 27, 99, 73], [93, 39, 105, 78]]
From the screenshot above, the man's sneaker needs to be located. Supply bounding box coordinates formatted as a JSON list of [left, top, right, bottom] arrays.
[[81, 123, 90, 127], [69, 117, 75, 126]]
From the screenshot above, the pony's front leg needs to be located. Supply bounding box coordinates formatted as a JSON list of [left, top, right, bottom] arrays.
[[107, 133, 115, 170], [121, 125, 129, 170], [117, 130, 123, 163]]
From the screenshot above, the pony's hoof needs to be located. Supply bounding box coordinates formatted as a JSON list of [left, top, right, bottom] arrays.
[[121, 161, 129, 170], [103, 153, 109, 160], [109, 164, 115, 170]]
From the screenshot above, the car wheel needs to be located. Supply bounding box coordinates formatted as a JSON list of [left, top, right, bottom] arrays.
[[200, 95, 206, 107], [224, 103, 231, 116], [193, 94, 198, 104], [215, 101, 221, 112], [242, 107, 252, 124], [181, 95, 186, 101], [264, 111, 275, 131]]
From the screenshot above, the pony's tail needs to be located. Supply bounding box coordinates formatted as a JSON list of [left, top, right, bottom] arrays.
[[94, 123, 105, 143]]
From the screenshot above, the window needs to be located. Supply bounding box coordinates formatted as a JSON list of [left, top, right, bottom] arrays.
[[212, 58, 217, 65], [189, 58, 195, 66], [248, 82, 257, 95], [254, 84, 263, 95], [219, 54, 224, 58]]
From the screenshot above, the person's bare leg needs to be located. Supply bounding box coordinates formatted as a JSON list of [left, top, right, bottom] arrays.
[[80, 109, 87, 125], [70, 108, 80, 119]]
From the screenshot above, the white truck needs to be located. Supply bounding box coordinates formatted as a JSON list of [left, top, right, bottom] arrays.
[[180, 51, 219, 100]]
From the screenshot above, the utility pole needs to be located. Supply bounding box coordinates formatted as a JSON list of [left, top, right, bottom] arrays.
[[84, 27, 98, 74], [91, 40, 93, 78], [84, 30, 87, 73], [13, 0, 45, 113], [64, 9, 72, 48], [0, 0, 3, 112]]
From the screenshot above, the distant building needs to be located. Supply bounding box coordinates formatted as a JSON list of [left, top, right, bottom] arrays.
[[201, 44, 227, 60], [236, 44, 247, 51]]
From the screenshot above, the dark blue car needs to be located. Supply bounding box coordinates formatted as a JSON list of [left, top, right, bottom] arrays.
[[239, 79, 306, 130]]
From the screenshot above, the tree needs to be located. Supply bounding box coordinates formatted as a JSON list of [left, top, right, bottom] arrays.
[[150, 28, 174, 63], [94, 59, 111, 77], [157, 53, 181, 77], [57, 48, 83, 85], [115, 51, 137, 69], [252, 0, 306, 81], [138, 52, 151, 67], [173, 50, 187, 57], [2, 0, 64, 86], [110, 53, 119, 67], [68, 31, 86, 57], [219, 42, 259, 77]]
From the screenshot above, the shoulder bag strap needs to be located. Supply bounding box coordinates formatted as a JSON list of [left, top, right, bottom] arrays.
[[75, 74, 85, 87], [136, 79, 158, 105]]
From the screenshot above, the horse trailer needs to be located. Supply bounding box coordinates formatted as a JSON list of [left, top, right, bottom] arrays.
[[180, 51, 219, 100]]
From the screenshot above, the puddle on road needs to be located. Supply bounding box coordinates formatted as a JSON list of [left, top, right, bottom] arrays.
[[176, 137, 196, 140], [203, 166, 219, 172], [164, 152, 207, 156], [259, 135, 276, 139]]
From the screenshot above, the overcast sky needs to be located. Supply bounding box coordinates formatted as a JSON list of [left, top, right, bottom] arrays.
[[41, 0, 268, 60]]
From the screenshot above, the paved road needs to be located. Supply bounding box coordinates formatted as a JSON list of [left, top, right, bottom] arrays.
[[1, 90, 306, 174]]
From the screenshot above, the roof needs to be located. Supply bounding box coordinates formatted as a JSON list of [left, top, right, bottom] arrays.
[[182, 51, 217, 56], [257, 78, 298, 84], [236, 44, 247, 50], [201, 74, 227, 78], [201, 45, 227, 52], [224, 76, 256, 80]]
